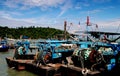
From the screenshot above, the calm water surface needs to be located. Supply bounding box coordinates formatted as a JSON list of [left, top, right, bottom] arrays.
[[0, 49, 37, 76]]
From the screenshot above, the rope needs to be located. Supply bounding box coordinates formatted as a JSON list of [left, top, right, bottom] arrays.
[[91, 53, 106, 71], [82, 68, 89, 76], [79, 51, 89, 76]]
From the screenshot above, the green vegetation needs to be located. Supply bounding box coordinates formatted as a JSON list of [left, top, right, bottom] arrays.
[[0, 26, 65, 39]]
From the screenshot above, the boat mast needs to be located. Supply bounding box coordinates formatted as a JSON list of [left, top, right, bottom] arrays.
[[86, 16, 90, 41], [64, 21, 67, 40], [116, 24, 120, 33]]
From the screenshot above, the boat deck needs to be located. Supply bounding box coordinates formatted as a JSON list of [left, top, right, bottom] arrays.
[[7, 57, 120, 76]]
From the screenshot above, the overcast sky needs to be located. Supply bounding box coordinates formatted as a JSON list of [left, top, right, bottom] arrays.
[[0, 0, 120, 33]]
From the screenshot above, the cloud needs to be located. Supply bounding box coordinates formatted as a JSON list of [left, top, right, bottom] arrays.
[[0, 10, 37, 25], [0, 10, 23, 21], [74, 2, 82, 10], [93, 0, 111, 3], [88, 9, 102, 14], [3, 0, 21, 8], [95, 19, 120, 32], [26, 0, 64, 7], [1, 0, 119, 33], [0, 11, 64, 29], [0, 11, 12, 19], [67, 18, 120, 34], [101, 6, 115, 10], [0, 9, 64, 28], [0, 17, 37, 28], [3, 0, 65, 10], [81, 6, 114, 15], [57, 0, 73, 17]]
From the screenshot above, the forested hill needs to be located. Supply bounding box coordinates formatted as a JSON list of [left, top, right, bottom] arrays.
[[0, 26, 65, 39]]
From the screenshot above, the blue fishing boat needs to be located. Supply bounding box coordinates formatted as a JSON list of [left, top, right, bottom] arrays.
[[36, 39, 73, 63], [0, 40, 9, 52], [59, 16, 120, 76], [6, 39, 36, 70], [5, 18, 120, 76]]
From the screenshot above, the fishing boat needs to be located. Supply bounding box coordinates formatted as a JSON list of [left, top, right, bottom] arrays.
[[5, 18, 120, 76], [59, 16, 120, 76], [0, 40, 9, 52], [60, 42, 120, 76], [6, 39, 36, 70], [5, 43, 63, 76]]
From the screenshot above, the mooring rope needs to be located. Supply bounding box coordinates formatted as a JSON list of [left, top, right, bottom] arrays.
[[79, 50, 89, 76]]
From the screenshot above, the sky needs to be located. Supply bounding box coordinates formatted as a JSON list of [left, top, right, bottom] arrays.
[[0, 0, 120, 33]]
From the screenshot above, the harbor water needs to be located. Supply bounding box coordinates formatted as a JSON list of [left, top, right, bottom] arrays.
[[0, 49, 37, 76]]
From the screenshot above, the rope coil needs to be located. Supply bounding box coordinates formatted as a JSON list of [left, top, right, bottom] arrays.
[[82, 68, 89, 75]]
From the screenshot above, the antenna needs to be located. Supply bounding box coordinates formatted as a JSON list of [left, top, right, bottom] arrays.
[[67, 22, 72, 31], [64, 21, 67, 40], [116, 24, 120, 33]]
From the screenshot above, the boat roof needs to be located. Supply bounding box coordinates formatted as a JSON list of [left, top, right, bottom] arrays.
[[75, 31, 120, 35], [38, 39, 68, 43]]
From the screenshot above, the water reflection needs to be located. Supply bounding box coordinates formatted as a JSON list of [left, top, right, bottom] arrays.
[[7, 68, 37, 76], [0, 49, 37, 76]]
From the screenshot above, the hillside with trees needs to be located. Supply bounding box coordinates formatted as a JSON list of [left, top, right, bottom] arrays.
[[0, 26, 65, 39]]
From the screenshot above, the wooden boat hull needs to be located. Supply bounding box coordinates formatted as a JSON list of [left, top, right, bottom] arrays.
[[6, 57, 60, 76], [25, 63, 56, 76], [6, 57, 33, 70], [59, 65, 100, 76], [59, 65, 120, 76]]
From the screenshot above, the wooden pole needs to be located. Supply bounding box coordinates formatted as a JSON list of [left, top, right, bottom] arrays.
[[64, 21, 67, 40]]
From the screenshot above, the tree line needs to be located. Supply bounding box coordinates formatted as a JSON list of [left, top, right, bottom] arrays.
[[0, 26, 65, 39]]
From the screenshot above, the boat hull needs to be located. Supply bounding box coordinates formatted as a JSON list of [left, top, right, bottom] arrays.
[[0, 48, 9, 52], [6, 57, 33, 70], [25, 63, 56, 76]]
